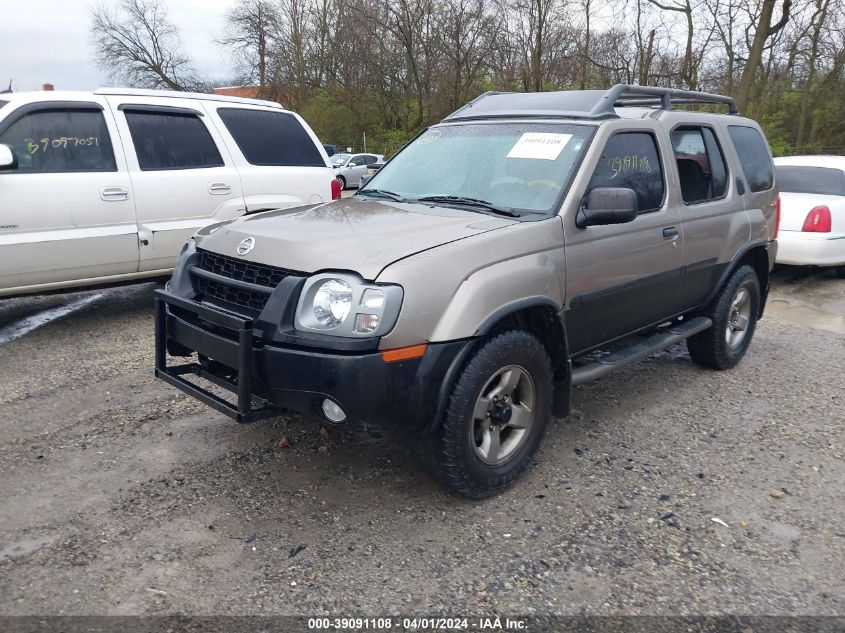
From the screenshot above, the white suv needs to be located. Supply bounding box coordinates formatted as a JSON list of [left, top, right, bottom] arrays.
[[0, 88, 337, 297]]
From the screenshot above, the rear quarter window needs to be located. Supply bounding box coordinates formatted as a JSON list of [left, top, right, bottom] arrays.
[[728, 125, 774, 192], [217, 108, 325, 167]]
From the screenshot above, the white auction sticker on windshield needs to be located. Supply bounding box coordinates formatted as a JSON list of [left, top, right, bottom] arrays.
[[506, 133, 572, 160]]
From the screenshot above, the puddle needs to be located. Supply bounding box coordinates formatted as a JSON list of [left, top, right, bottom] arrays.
[[0, 293, 104, 346], [767, 299, 845, 336], [0, 533, 56, 561]]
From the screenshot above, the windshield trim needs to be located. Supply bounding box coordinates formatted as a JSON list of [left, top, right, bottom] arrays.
[[360, 120, 598, 219]]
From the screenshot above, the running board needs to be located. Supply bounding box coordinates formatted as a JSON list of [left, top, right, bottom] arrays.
[[571, 317, 713, 386]]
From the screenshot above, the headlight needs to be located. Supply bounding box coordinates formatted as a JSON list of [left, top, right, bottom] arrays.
[[313, 279, 352, 327], [295, 273, 403, 338]]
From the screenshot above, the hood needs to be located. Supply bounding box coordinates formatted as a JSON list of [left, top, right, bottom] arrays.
[[195, 197, 516, 280], [778, 192, 845, 231]]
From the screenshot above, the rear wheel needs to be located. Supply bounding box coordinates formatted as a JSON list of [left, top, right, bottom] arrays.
[[418, 330, 553, 498], [687, 265, 760, 370]]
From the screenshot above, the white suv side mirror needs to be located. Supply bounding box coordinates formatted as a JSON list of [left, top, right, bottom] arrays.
[[0, 144, 18, 171]]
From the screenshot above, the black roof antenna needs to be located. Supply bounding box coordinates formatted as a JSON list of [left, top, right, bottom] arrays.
[[0, 79, 12, 94]]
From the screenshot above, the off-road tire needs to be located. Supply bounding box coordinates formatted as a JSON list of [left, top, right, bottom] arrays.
[[418, 330, 553, 499], [687, 264, 760, 370]]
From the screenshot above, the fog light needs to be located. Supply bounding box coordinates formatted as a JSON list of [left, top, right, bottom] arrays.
[[321, 399, 346, 423], [354, 313, 380, 333]]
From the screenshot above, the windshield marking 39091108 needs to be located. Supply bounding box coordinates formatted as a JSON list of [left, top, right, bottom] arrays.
[[357, 122, 594, 217]]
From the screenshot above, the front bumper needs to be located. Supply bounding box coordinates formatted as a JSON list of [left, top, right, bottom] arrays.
[[154, 289, 466, 429], [775, 231, 845, 266]]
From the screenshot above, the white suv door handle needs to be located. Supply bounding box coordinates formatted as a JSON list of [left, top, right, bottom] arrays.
[[209, 182, 231, 195], [100, 186, 129, 201]]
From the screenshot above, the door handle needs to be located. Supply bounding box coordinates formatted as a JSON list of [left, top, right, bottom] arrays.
[[663, 227, 679, 239], [100, 186, 129, 201], [208, 182, 231, 195]]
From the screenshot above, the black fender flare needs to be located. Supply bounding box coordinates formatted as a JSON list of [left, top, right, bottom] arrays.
[[699, 240, 772, 316], [423, 296, 571, 435]]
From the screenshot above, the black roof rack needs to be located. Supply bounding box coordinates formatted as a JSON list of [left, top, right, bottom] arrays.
[[443, 84, 738, 122]]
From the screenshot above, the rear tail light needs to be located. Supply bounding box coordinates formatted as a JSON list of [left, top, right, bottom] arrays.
[[774, 195, 781, 239], [801, 205, 831, 233], [331, 178, 342, 201]]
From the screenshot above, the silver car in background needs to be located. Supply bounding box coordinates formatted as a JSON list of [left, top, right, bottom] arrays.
[[332, 152, 384, 189]]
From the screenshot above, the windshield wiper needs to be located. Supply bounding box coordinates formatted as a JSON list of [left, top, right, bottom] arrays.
[[414, 195, 520, 217], [356, 188, 406, 202]]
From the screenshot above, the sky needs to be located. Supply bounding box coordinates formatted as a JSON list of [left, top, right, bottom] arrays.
[[0, 0, 234, 92]]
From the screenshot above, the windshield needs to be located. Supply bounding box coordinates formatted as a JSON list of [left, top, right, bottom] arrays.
[[776, 165, 845, 196], [331, 153, 352, 166], [360, 122, 594, 214]]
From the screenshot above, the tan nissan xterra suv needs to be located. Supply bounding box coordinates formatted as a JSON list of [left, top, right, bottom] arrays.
[[155, 85, 779, 498]]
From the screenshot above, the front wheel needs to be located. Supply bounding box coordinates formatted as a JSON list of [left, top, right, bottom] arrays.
[[419, 330, 553, 498], [337, 175, 347, 190], [687, 264, 761, 370]]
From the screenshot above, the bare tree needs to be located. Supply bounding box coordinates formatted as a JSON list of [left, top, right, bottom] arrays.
[[735, 0, 793, 112], [219, 0, 280, 96], [201, 0, 843, 153], [90, 0, 204, 91]]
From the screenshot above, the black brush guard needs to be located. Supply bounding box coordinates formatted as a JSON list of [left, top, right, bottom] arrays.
[[154, 289, 283, 423]]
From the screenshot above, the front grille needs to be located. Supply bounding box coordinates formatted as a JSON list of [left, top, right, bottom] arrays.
[[198, 249, 293, 287], [193, 249, 300, 314], [197, 278, 269, 312]]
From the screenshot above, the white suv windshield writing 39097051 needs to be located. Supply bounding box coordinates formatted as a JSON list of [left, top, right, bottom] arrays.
[[359, 122, 593, 215]]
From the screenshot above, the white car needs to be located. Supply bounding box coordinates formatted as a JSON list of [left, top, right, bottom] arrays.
[[774, 155, 845, 277], [0, 88, 339, 297], [330, 152, 384, 189]]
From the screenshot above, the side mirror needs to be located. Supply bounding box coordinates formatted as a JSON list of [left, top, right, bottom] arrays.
[[360, 174, 372, 188], [0, 144, 18, 171], [576, 187, 638, 228]]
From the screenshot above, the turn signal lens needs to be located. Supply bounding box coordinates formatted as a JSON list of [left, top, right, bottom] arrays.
[[774, 195, 781, 239], [801, 205, 831, 233], [381, 343, 427, 363], [354, 313, 380, 333]]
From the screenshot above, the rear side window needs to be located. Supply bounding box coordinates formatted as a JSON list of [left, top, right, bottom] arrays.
[[124, 110, 224, 171], [670, 126, 728, 203], [587, 132, 664, 212], [217, 108, 324, 167], [0, 108, 116, 173], [728, 125, 774, 192]]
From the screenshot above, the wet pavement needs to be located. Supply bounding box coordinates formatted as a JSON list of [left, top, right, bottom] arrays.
[[765, 267, 845, 335]]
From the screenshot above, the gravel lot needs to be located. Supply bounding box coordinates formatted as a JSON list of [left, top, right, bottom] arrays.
[[0, 267, 843, 616]]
